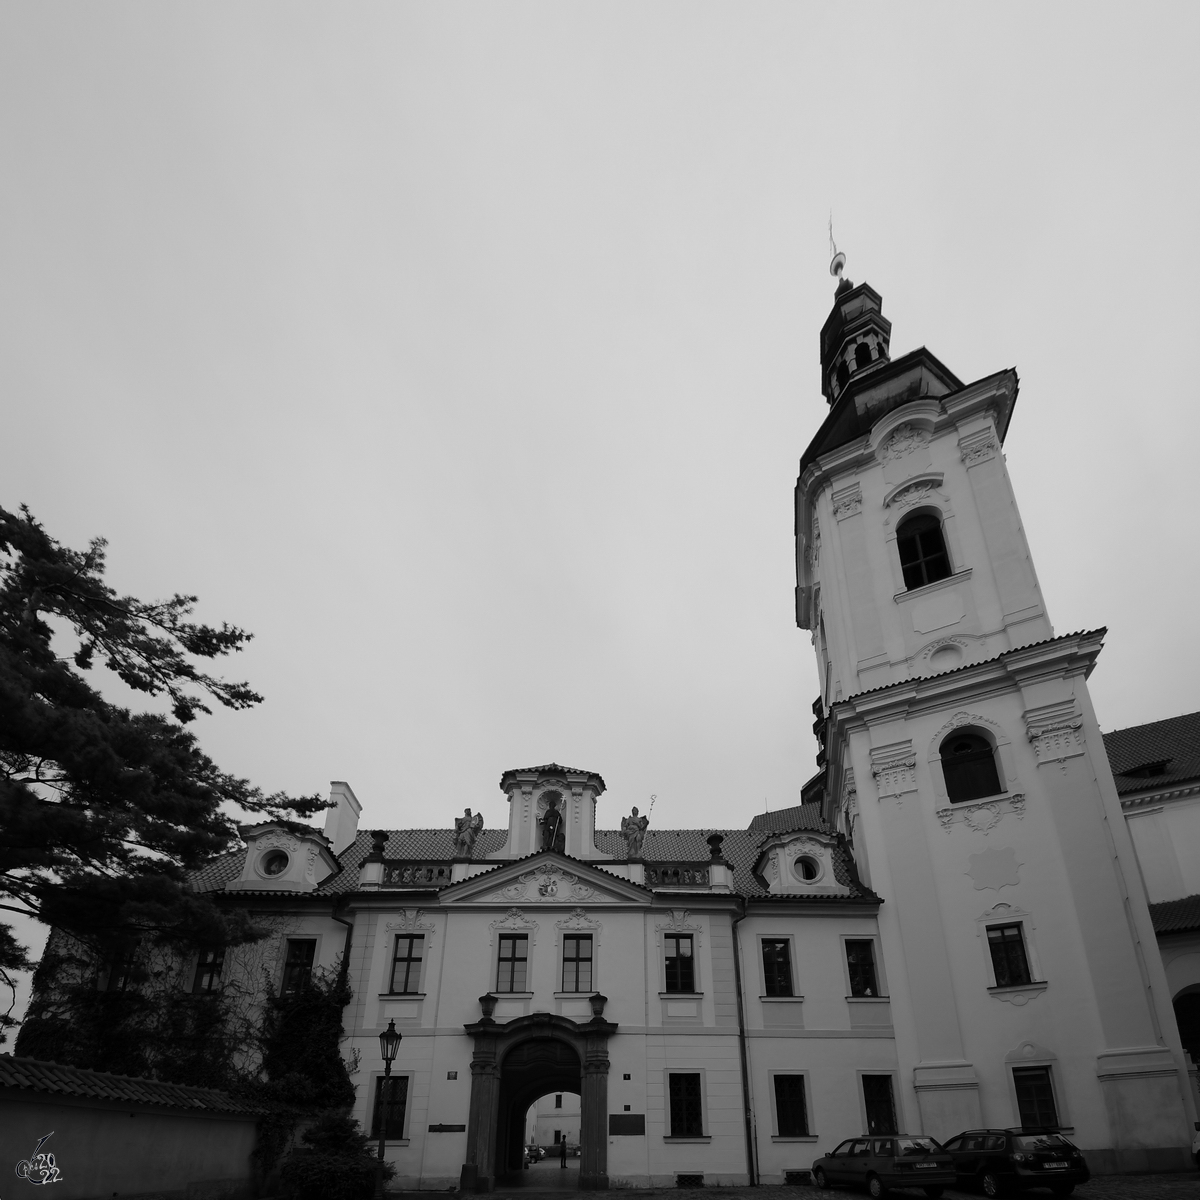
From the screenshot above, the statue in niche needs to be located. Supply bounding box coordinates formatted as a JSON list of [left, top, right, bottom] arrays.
[[540, 794, 566, 854], [620, 806, 649, 859], [453, 808, 484, 858]]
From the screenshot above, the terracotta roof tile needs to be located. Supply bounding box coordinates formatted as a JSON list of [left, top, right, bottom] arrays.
[[0, 1054, 273, 1115], [1103, 711, 1200, 796], [1148, 893, 1200, 936]]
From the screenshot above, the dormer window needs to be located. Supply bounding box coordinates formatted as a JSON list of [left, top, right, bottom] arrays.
[[262, 850, 289, 876], [896, 513, 952, 590]]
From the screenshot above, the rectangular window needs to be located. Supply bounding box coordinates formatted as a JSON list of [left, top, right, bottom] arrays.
[[1013, 1066, 1059, 1129], [553, 1130, 562, 1144], [862, 1074, 898, 1135], [668, 1072, 704, 1137], [280, 939, 316, 995], [105, 944, 140, 992], [761, 939, 794, 997], [987, 924, 1032, 987], [555, 1094, 563, 1108], [371, 1074, 409, 1140], [389, 935, 424, 994], [664, 934, 695, 993], [773, 1074, 809, 1137], [846, 940, 879, 997], [497, 934, 528, 993], [192, 947, 225, 994], [561, 934, 593, 993]]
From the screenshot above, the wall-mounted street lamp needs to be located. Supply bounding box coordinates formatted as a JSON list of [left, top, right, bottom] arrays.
[[375, 1019, 403, 1200]]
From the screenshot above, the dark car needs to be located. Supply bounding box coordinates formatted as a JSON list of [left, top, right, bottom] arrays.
[[940, 1129, 1090, 1196], [811, 1135, 956, 1197]]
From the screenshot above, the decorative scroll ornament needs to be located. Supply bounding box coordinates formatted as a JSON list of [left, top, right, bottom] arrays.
[[887, 481, 936, 510], [654, 909, 701, 933], [386, 908, 436, 935], [959, 434, 1000, 466], [556, 907, 602, 932], [488, 907, 539, 945], [936, 794, 1026, 834], [256, 830, 300, 853], [1025, 704, 1085, 772], [870, 744, 918, 799], [881, 423, 931, 462], [304, 845, 319, 880], [831, 485, 862, 521], [484, 862, 596, 904]]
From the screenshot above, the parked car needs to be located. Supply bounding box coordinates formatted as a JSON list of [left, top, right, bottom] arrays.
[[811, 1135, 956, 1197], [939, 1129, 1090, 1196], [525, 1144, 545, 1162]]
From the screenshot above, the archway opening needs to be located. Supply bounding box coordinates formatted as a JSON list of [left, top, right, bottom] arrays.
[[519, 1089, 582, 1189], [497, 1037, 582, 1187]]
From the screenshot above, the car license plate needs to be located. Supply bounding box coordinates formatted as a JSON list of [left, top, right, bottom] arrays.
[[1045, 1161, 1068, 1169], [915, 1163, 937, 1169]]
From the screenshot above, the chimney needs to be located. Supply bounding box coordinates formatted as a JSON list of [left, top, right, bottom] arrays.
[[323, 781, 362, 856]]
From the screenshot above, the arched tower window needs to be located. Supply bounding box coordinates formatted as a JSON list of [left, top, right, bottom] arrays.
[[836, 361, 850, 391], [854, 342, 872, 370], [941, 733, 1002, 802], [896, 513, 951, 590]]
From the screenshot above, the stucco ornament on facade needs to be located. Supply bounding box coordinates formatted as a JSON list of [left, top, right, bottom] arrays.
[[886, 481, 936, 510], [936, 794, 1026, 834], [485, 862, 597, 904], [1025, 703, 1085, 772], [556, 908, 602, 932], [881, 423, 931, 463], [831, 484, 862, 521], [959, 432, 1000, 466], [488, 907, 538, 947], [966, 846, 1022, 891], [256, 830, 300, 854], [386, 908, 435, 936], [870, 743, 918, 799]]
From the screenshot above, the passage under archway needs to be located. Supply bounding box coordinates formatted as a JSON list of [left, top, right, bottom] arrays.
[[498, 1039, 582, 1184]]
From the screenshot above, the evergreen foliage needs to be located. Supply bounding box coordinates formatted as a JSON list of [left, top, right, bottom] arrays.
[[0, 503, 324, 1042], [278, 1112, 394, 1200]]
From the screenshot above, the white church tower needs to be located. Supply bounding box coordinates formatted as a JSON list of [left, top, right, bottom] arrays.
[[795, 263, 1196, 1169]]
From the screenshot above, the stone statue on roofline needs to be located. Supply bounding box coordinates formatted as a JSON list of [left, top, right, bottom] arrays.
[[621, 806, 649, 859], [540, 794, 566, 854], [453, 808, 484, 858]]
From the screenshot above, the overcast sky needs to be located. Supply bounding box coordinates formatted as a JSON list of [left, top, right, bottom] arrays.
[[3, 4, 1198, 1017]]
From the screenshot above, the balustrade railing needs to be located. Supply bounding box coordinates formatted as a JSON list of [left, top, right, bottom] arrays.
[[643, 862, 710, 887], [382, 861, 454, 888]]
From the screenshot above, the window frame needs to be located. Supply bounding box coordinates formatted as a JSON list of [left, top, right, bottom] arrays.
[[370, 1071, 412, 1143], [560, 933, 594, 994], [663, 1069, 709, 1141], [759, 937, 795, 998], [986, 922, 1034, 988], [978, 906, 1045, 993], [842, 937, 885, 998], [389, 933, 425, 995], [280, 938, 317, 996], [1011, 1065, 1061, 1130], [857, 1070, 901, 1136], [895, 511, 953, 592], [192, 946, 226, 994], [663, 932, 697, 994], [941, 731, 1003, 804], [767, 1070, 816, 1141], [496, 932, 530, 994]]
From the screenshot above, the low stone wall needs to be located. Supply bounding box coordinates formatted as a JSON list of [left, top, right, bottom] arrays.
[[0, 1063, 261, 1200]]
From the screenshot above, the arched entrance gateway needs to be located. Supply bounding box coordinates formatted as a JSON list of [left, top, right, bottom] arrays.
[[460, 1003, 616, 1191]]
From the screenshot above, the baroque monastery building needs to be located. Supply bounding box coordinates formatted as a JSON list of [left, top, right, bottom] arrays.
[[119, 272, 1200, 1188]]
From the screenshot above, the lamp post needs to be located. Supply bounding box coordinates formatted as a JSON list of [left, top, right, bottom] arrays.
[[375, 1018, 403, 1200]]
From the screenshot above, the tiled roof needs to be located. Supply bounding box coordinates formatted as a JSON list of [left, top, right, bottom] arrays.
[[0, 1054, 272, 1116], [1103, 711, 1200, 796], [1148, 894, 1200, 936], [747, 801, 826, 835], [840, 629, 1107, 702]]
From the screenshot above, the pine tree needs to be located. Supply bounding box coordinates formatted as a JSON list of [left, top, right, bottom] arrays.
[[0, 504, 325, 1044]]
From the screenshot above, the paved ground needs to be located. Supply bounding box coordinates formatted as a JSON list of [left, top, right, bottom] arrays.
[[601, 1181, 1200, 1199], [476, 1175, 1200, 1199]]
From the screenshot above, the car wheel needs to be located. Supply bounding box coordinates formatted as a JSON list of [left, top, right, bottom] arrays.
[[812, 1166, 830, 1189], [980, 1172, 1008, 1198], [866, 1175, 888, 1198], [923, 1189, 944, 1199], [1050, 1186, 1075, 1198]]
